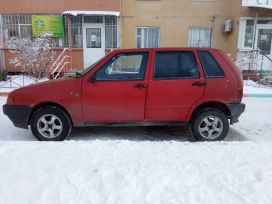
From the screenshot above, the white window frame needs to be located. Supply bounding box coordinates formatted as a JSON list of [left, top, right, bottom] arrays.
[[136, 27, 160, 48], [238, 17, 272, 51], [105, 16, 119, 49], [2, 14, 32, 39], [188, 27, 212, 48]]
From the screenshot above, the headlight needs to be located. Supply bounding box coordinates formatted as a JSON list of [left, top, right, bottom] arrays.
[[6, 96, 15, 105]]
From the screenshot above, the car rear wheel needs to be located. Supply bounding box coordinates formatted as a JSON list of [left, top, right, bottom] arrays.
[[30, 106, 72, 141], [191, 109, 229, 141]]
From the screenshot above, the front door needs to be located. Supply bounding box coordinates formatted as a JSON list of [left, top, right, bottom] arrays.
[[82, 51, 150, 122], [83, 24, 105, 68]]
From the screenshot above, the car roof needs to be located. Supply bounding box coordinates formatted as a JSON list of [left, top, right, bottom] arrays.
[[112, 47, 219, 53]]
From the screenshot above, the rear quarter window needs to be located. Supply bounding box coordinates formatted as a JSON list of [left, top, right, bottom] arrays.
[[198, 51, 224, 78]]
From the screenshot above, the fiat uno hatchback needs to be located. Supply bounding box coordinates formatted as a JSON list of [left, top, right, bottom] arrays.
[[3, 48, 245, 141]]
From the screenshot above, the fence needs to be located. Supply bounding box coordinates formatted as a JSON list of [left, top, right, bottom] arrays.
[[236, 50, 272, 86]]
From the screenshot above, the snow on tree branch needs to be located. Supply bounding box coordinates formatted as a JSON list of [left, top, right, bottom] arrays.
[[7, 33, 56, 80]]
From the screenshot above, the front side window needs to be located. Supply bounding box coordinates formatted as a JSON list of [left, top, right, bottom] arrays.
[[154, 51, 200, 79], [136, 27, 160, 48], [189, 28, 212, 48], [198, 51, 224, 78], [94, 52, 148, 81]]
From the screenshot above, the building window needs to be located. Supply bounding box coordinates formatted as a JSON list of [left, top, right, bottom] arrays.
[[3, 14, 66, 48], [244, 20, 254, 48], [2, 14, 32, 46], [64, 16, 83, 48], [136, 27, 160, 48], [84, 16, 103, 24], [188, 28, 212, 48], [105, 16, 118, 48]]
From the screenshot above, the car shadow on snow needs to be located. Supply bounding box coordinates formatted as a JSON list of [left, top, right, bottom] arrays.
[[67, 126, 248, 142], [224, 127, 248, 141], [68, 126, 193, 142]]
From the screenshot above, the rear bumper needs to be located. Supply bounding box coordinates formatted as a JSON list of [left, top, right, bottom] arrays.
[[227, 103, 246, 124], [3, 104, 32, 129]]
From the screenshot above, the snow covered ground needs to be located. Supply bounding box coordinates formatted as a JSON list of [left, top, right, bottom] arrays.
[[243, 80, 272, 95], [0, 141, 271, 204], [0, 81, 272, 203]]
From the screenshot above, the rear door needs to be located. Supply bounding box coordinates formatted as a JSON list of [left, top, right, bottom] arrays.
[[145, 49, 206, 121], [82, 50, 151, 122]]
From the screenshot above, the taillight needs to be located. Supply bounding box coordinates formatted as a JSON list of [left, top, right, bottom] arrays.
[[6, 96, 15, 105]]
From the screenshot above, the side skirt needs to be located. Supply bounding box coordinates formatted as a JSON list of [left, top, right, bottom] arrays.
[[75, 121, 189, 127]]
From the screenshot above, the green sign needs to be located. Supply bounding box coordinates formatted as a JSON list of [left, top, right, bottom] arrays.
[[32, 15, 64, 38], [242, 0, 272, 9]]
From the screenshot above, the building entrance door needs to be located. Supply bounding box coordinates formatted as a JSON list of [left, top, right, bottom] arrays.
[[83, 24, 105, 68], [255, 25, 272, 56], [255, 24, 272, 70]]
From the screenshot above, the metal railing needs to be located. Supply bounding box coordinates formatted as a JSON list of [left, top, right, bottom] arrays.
[[237, 49, 272, 86], [0, 73, 41, 89], [49, 48, 72, 79]]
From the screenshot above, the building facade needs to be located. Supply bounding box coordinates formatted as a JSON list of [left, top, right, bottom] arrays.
[[0, 0, 271, 72], [237, 0, 272, 71], [0, 0, 121, 71]]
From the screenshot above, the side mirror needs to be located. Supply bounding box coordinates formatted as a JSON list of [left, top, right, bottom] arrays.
[[88, 75, 96, 83]]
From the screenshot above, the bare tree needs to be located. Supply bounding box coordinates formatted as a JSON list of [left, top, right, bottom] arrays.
[[7, 33, 56, 80]]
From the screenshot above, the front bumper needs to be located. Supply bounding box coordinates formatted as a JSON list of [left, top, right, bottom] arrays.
[[227, 103, 246, 124], [3, 104, 32, 129]]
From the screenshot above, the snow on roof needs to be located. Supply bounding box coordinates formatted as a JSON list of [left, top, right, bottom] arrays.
[[62, 10, 120, 16]]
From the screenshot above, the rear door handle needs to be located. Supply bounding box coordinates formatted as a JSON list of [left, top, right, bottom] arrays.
[[134, 83, 148, 89], [192, 81, 206, 87]]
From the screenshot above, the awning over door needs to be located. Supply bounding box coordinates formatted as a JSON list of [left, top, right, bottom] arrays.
[[242, 0, 272, 9], [62, 10, 120, 16]]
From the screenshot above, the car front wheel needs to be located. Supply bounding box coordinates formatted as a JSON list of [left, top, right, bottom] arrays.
[[30, 106, 72, 141], [191, 109, 229, 141]]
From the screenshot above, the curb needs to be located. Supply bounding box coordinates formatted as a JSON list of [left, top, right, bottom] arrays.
[[243, 94, 272, 98]]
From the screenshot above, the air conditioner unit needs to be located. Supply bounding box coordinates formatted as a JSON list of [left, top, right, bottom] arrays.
[[223, 19, 233, 33]]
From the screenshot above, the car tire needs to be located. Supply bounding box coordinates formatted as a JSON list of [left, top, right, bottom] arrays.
[[30, 106, 72, 141], [191, 109, 229, 141]]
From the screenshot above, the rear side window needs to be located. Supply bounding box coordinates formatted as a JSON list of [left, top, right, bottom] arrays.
[[198, 51, 224, 78], [154, 51, 200, 79]]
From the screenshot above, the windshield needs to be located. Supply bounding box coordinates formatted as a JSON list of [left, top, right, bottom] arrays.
[[75, 55, 108, 77]]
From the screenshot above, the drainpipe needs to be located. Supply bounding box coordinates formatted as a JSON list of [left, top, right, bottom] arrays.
[[67, 15, 73, 70], [119, 0, 122, 48], [253, 13, 258, 50], [252, 13, 259, 71], [67, 16, 72, 48]]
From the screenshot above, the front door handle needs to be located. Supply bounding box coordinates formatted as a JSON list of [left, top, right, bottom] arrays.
[[192, 81, 206, 87], [134, 83, 148, 89]]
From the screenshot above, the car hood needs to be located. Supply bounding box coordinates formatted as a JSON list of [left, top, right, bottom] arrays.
[[9, 77, 82, 106]]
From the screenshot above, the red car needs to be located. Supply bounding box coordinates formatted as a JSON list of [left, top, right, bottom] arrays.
[[3, 48, 245, 141]]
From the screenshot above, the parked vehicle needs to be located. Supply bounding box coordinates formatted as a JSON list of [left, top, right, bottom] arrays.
[[3, 48, 245, 141]]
